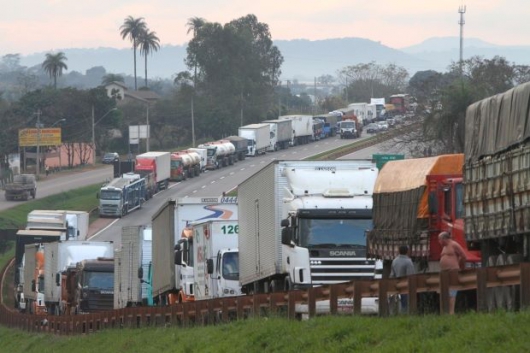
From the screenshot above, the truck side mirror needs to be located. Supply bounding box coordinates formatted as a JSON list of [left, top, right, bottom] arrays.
[[281, 227, 291, 246], [207, 259, 214, 274], [55, 272, 60, 286], [174, 249, 182, 265], [428, 191, 438, 214], [137, 267, 143, 279]]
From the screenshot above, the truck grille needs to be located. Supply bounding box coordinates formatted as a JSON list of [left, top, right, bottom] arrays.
[[309, 257, 376, 285]]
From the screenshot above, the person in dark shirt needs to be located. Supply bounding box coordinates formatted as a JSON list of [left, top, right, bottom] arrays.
[[390, 245, 415, 313]]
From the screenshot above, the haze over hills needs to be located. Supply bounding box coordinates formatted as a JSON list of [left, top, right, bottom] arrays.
[[16, 37, 530, 83]]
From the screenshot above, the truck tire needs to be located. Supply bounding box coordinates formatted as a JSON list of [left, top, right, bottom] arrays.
[[32, 189, 36, 199]]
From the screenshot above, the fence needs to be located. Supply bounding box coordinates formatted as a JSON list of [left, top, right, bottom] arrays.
[[2, 258, 530, 335]]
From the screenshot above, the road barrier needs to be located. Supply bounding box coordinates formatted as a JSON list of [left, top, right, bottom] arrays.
[[2, 257, 530, 335]]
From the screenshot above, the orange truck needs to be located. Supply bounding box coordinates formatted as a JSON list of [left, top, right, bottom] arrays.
[[170, 150, 201, 181], [367, 154, 480, 276]]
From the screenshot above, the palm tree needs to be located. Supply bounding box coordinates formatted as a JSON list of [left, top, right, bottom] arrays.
[[42, 52, 68, 89], [138, 28, 160, 89], [101, 73, 125, 86], [120, 16, 146, 90], [186, 17, 206, 85]]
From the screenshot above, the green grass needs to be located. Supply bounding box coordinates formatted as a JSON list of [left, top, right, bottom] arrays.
[[0, 311, 529, 353]]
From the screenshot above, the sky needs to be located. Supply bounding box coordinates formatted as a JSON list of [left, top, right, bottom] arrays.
[[1, 0, 529, 56]]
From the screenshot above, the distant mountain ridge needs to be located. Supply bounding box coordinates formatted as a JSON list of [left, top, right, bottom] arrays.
[[17, 37, 530, 83]]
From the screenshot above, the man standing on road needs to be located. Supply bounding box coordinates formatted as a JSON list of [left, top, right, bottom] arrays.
[[438, 231, 467, 315], [390, 245, 415, 313]]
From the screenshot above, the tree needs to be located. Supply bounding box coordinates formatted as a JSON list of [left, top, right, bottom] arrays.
[[138, 28, 160, 89], [120, 16, 147, 91], [186, 17, 206, 85], [101, 73, 125, 86], [41, 52, 68, 89]]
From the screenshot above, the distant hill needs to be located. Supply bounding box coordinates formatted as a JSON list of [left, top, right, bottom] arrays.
[[17, 37, 530, 83]]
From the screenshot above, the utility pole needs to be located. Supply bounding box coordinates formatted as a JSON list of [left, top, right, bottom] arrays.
[[146, 104, 150, 152], [458, 5, 466, 75], [35, 110, 42, 176], [278, 82, 281, 118]]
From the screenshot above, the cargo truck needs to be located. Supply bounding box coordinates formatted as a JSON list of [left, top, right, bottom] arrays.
[[263, 119, 292, 151], [197, 140, 236, 170], [366, 154, 481, 275], [170, 150, 201, 181], [27, 210, 89, 241], [114, 225, 153, 309], [188, 147, 208, 172], [98, 176, 146, 217], [238, 160, 379, 296], [4, 174, 36, 201], [238, 123, 270, 156], [135, 151, 171, 192], [278, 115, 313, 146], [151, 196, 238, 305], [184, 219, 241, 301], [225, 136, 248, 161], [463, 81, 530, 310], [41, 241, 114, 315], [313, 113, 339, 138]]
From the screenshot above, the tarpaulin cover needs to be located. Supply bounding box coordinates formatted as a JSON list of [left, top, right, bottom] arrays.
[[465, 82, 530, 162]]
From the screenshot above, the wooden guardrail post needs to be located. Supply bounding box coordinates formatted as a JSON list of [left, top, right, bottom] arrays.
[[308, 287, 316, 318], [476, 267, 488, 312], [378, 278, 389, 317], [439, 271, 450, 314], [520, 262, 530, 309], [353, 281, 362, 315], [408, 275, 418, 315]]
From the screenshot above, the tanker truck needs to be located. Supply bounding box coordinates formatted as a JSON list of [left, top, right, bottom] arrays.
[[170, 150, 201, 181], [197, 140, 236, 170]]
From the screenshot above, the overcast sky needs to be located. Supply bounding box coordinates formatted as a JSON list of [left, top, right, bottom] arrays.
[[1, 0, 528, 56]]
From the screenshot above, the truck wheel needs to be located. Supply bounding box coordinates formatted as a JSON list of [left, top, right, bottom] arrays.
[[32, 190, 36, 199]]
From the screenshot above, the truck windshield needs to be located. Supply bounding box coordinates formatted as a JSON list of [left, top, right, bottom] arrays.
[[83, 271, 114, 290], [171, 160, 182, 168], [455, 182, 464, 219], [341, 121, 355, 129], [298, 218, 372, 248], [99, 190, 122, 200], [222, 252, 239, 281]]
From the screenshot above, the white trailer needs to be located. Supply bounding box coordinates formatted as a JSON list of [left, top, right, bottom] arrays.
[[238, 160, 379, 294], [278, 115, 313, 146], [151, 196, 238, 305], [190, 219, 240, 301], [238, 123, 270, 156], [114, 225, 153, 309], [135, 151, 171, 191], [263, 119, 292, 151], [188, 148, 208, 172]]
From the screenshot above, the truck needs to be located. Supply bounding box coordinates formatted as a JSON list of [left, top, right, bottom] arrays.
[[366, 154, 481, 277], [197, 140, 236, 170], [337, 119, 359, 139], [41, 241, 114, 314], [278, 115, 313, 146], [348, 103, 369, 125], [263, 119, 292, 151], [186, 219, 241, 301], [27, 210, 89, 241], [170, 150, 201, 181], [63, 257, 115, 313], [151, 196, 238, 305], [238, 160, 379, 296], [135, 151, 171, 192], [98, 176, 146, 217], [238, 123, 270, 156], [313, 113, 339, 138], [4, 174, 36, 201], [389, 94, 411, 114], [21, 244, 45, 314], [225, 136, 248, 161], [312, 118, 325, 141], [113, 160, 136, 178], [463, 81, 530, 310], [188, 147, 208, 172], [114, 225, 153, 309]]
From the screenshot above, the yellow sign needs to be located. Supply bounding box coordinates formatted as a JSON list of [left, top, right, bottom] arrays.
[[19, 128, 62, 147]]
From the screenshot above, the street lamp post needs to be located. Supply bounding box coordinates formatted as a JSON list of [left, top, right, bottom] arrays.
[[92, 106, 117, 165]]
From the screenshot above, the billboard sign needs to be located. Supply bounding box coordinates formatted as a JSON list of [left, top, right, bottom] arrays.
[[18, 128, 62, 147]]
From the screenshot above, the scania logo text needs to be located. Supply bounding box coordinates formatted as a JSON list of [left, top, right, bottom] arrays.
[[329, 250, 357, 256]]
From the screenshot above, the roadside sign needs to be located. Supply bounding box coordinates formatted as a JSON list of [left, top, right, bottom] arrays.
[[372, 154, 404, 170], [19, 128, 62, 147]]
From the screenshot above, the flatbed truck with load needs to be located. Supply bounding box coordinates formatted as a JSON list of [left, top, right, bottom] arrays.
[[4, 174, 36, 201]]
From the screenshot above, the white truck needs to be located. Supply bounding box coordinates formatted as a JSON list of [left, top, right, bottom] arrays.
[[189, 219, 240, 301], [263, 119, 292, 151], [26, 210, 89, 241], [197, 140, 236, 170], [151, 196, 238, 305], [114, 225, 153, 309], [188, 147, 208, 172], [238, 160, 380, 310], [135, 151, 171, 192], [348, 103, 368, 125], [278, 115, 313, 146], [98, 176, 146, 217], [41, 240, 114, 315], [238, 123, 270, 156]]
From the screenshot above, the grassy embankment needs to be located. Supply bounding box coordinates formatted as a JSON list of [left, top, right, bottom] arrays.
[[1, 161, 530, 352]]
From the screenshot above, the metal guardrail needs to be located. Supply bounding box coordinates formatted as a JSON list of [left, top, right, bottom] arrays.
[[2, 258, 530, 335]]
